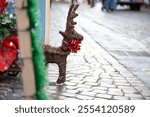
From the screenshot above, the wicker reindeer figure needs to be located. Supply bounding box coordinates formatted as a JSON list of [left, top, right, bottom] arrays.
[[43, 4, 83, 84]]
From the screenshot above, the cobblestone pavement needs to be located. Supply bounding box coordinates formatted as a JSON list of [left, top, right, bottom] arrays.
[[46, 2, 150, 100], [77, 3, 150, 88], [0, 77, 23, 100], [1, 2, 150, 100]]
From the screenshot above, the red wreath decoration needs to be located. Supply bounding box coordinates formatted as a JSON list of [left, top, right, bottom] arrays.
[[0, 0, 8, 13], [69, 40, 81, 53], [0, 36, 19, 72]]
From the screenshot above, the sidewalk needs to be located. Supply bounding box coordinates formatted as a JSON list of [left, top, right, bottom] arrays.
[[0, 77, 23, 100], [46, 2, 150, 100], [0, 2, 150, 100]]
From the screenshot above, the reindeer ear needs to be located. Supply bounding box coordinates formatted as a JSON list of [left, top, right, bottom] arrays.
[[59, 31, 66, 37]]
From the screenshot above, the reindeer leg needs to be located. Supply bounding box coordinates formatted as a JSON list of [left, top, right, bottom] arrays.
[[57, 60, 67, 84]]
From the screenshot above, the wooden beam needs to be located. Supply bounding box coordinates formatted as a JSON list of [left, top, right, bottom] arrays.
[[45, 0, 51, 44], [15, 0, 36, 99]]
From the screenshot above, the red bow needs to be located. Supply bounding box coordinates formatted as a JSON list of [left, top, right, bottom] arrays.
[[0, 36, 19, 72], [0, 0, 8, 14], [69, 40, 81, 53]]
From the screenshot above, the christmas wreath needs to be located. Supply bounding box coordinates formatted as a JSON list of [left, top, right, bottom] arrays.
[[0, 0, 19, 73]]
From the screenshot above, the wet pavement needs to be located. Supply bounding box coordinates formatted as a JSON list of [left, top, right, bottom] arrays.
[[0, 77, 23, 100], [77, 3, 150, 88], [46, 2, 150, 100], [0, 2, 150, 100]]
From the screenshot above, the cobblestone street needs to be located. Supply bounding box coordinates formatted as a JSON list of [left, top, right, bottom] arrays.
[[0, 77, 23, 100], [46, 2, 150, 100], [0, 2, 150, 100], [77, 3, 150, 88]]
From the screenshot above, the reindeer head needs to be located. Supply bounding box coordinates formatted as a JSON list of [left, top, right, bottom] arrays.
[[59, 4, 83, 53]]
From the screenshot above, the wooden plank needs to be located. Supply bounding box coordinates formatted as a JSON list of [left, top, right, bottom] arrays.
[[45, 0, 51, 44], [18, 31, 32, 58], [15, 0, 36, 99], [16, 9, 30, 31], [22, 59, 36, 98], [15, 0, 24, 9]]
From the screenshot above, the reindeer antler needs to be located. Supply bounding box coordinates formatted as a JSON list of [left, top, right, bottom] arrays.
[[66, 4, 79, 30], [59, 4, 79, 37]]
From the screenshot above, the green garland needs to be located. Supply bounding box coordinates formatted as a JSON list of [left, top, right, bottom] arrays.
[[27, 0, 48, 100]]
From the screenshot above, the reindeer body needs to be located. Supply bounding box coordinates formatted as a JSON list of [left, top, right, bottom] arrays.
[[43, 4, 83, 84], [43, 45, 68, 84]]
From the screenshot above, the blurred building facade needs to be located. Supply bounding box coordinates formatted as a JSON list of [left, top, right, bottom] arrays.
[[54, 0, 86, 3], [54, 0, 149, 5]]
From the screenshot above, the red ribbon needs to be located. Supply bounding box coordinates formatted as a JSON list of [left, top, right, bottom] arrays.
[[69, 40, 81, 53], [0, 36, 19, 72], [0, 0, 8, 14]]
